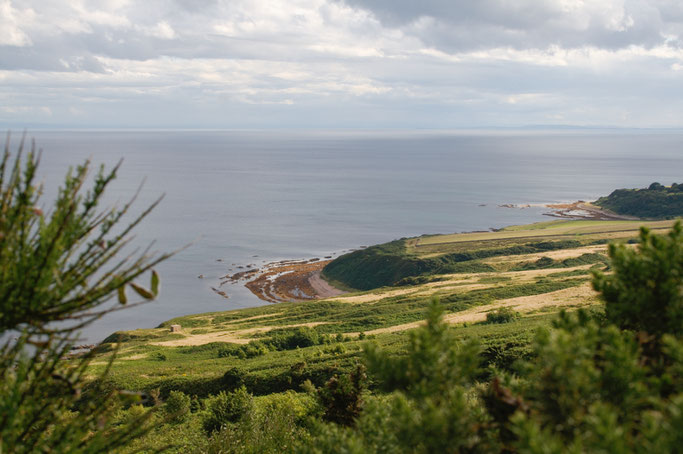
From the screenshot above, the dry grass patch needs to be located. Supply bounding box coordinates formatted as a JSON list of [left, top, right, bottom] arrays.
[[356, 282, 599, 336]]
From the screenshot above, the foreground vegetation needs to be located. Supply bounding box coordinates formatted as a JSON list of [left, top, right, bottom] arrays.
[[0, 138, 172, 452], [594, 181, 683, 219]]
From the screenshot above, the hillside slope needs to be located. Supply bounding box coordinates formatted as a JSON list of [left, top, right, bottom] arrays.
[[322, 219, 674, 291]]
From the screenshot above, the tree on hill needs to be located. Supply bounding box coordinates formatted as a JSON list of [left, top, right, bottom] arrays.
[[0, 136, 174, 453]]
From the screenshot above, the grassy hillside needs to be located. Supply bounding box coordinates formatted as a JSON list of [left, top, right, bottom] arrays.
[[322, 219, 673, 290], [594, 182, 683, 219], [90, 219, 674, 397], [82, 218, 679, 452]]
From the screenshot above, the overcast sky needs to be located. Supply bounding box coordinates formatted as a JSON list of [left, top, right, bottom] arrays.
[[2, 0, 683, 129]]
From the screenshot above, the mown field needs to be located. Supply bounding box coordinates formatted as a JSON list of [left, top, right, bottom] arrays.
[[89, 219, 673, 396]]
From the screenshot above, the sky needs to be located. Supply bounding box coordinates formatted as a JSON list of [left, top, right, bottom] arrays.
[[2, 0, 683, 129]]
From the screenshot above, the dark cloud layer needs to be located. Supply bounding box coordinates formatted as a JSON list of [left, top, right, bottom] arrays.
[[342, 0, 683, 50]]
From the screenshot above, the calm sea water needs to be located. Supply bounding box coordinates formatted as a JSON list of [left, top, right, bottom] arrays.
[[14, 130, 683, 342]]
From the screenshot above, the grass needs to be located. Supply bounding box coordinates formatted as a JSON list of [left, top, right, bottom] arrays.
[[86, 219, 669, 402]]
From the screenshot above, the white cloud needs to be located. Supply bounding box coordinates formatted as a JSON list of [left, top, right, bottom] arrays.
[[144, 21, 176, 39], [0, 0, 34, 46], [0, 0, 682, 128]]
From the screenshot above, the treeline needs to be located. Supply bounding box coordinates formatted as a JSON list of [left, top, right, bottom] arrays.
[[595, 181, 683, 219]]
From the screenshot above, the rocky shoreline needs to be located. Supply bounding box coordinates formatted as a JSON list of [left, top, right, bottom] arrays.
[[499, 201, 638, 221], [221, 258, 346, 303], [543, 201, 638, 220]]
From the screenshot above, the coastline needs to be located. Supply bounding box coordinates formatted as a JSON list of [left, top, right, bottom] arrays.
[[224, 258, 347, 303], [543, 201, 639, 220], [500, 201, 639, 221], [229, 201, 638, 305]]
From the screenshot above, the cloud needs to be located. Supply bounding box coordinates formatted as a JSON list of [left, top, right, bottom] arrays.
[[0, 0, 682, 128], [0, 0, 34, 46], [341, 0, 683, 51]]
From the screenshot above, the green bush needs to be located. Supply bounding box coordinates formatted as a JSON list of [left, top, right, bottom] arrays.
[[0, 137, 172, 453], [485, 307, 521, 324], [164, 391, 191, 423], [318, 365, 367, 426], [202, 386, 253, 435], [593, 222, 683, 338], [205, 391, 317, 454], [268, 327, 321, 350]]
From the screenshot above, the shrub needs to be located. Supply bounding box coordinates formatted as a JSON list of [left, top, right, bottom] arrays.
[[268, 327, 321, 350], [593, 222, 683, 338], [318, 365, 367, 426], [202, 387, 253, 435], [222, 367, 246, 391], [164, 391, 191, 423], [206, 391, 317, 454], [0, 137, 172, 453], [485, 307, 521, 324]]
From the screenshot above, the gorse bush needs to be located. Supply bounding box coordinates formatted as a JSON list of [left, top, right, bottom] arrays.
[[0, 136, 173, 453], [164, 390, 191, 423], [318, 364, 367, 426], [485, 307, 521, 324], [202, 386, 253, 435], [593, 222, 683, 338]]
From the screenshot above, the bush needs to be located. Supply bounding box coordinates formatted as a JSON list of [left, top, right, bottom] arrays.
[[202, 387, 253, 435], [164, 391, 191, 423], [593, 222, 683, 338], [0, 137, 172, 453], [318, 365, 367, 426], [222, 367, 246, 391], [485, 307, 521, 324], [268, 327, 321, 350], [206, 391, 317, 454]]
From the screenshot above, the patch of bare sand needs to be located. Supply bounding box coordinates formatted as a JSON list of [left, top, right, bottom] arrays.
[[118, 354, 148, 361], [309, 271, 346, 298], [152, 322, 330, 347], [357, 283, 598, 336], [499, 266, 594, 280], [411, 283, 494, 298]]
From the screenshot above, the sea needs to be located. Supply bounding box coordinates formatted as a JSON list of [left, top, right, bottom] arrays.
[[11, 130, 683, 343]]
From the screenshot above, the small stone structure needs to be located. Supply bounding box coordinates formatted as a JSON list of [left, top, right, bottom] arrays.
[[169, 324, 182, 333]]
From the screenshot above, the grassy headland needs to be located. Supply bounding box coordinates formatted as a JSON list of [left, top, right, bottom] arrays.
[[594, 182, 683, 219], [322, 219, 673, 291]]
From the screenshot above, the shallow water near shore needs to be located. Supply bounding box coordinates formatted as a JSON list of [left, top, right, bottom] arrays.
[[17, 129, 683, 342]]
